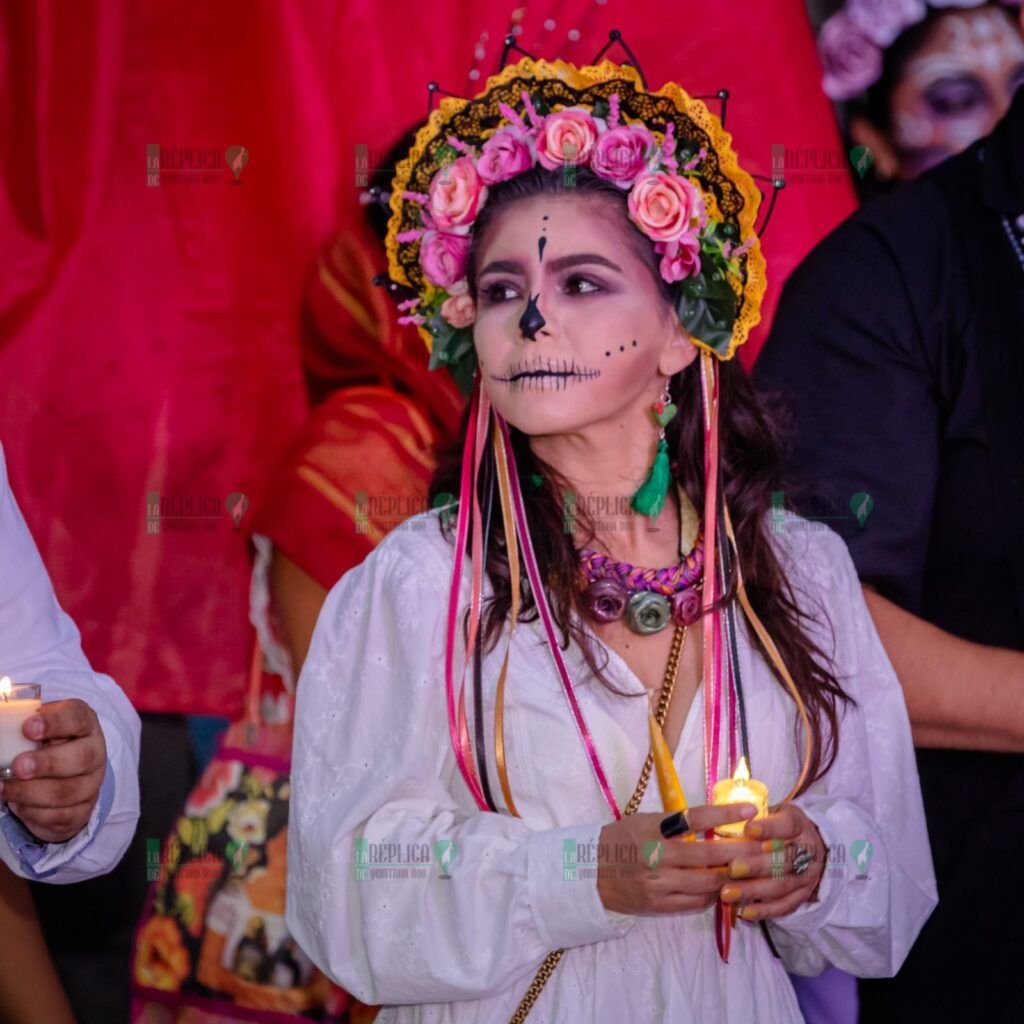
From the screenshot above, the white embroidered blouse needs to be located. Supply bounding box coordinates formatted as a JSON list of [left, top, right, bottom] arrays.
[[285, 508, 937, 1023]]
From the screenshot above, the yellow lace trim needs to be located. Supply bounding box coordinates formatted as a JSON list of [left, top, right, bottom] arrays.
[[386, 57, 767, 362]]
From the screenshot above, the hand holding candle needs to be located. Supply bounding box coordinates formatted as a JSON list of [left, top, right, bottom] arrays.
[[0, 694, 107, 844]]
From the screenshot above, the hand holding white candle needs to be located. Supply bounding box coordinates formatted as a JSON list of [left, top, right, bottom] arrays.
[[0, 676, 42, 780], [711, 755, 769, 837]]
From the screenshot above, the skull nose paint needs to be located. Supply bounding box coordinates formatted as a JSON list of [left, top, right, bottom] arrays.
[[519, 293, 546, 340]]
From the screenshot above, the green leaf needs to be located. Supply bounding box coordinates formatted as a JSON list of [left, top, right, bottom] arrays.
[[591, 97, 611, 121]]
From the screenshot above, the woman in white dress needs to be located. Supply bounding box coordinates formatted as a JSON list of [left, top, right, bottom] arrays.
[[285, 50, 937, 1023]]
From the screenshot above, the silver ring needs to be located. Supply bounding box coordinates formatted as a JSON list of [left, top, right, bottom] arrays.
[[793, 849, 813, 875]]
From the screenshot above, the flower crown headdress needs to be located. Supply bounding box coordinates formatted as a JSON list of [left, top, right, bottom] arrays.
[[819, 0, 1023, 102], [374, 33, 808, 980], [380, 40, 774, 394]]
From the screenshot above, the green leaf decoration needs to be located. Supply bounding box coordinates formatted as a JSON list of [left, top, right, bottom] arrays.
[[674, 251, 739, 354], [591, 97, 611, 121], [529, 93, 550, 116]]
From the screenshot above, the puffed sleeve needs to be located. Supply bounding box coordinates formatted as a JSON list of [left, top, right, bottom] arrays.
[[285, 533, 636, 1006], [764, 525, 938, 977]]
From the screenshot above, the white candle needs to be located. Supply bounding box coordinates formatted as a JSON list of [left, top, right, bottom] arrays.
[[0, 677, 41, 778]]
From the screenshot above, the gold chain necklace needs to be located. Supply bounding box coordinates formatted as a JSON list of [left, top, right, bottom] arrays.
[[507, 622, 688, 1023]]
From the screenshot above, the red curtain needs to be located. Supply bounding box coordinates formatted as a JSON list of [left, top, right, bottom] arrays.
[[0, 0, 854, 716]]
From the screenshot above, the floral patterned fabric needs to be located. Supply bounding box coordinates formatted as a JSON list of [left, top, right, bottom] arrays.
[[132, 719, 351, 1022]]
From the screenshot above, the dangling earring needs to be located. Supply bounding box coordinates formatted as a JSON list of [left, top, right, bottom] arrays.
[[631, 375, 678, 517]]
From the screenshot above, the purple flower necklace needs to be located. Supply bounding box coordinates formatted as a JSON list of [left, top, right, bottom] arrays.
[[576, 482, 704, 635]]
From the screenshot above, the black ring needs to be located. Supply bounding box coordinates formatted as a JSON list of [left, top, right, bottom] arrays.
[[659, 810, 691, 839]]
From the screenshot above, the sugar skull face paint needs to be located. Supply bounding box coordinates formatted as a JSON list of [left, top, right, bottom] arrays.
[[470, 192, 695, 437], [889, 6, 1024, 176]]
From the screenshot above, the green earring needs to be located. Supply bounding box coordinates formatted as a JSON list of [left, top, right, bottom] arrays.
[[631, 379, 677, 518]]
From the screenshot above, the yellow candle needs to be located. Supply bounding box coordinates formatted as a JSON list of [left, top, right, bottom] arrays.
[[648, 712, 687, 813], [711, 755, 769, 837], [0, 677, 41, 779]]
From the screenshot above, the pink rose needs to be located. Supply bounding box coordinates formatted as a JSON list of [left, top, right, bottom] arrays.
[[419, 229, 470, 288], [627, 172, 707, 244], [654, 233, 702, 283], [536, 108, 599, 170], [591, 124, 657, 188], [428, 156, 488, 230], [440, 293, 476, 328], [477, 128, 536, 184], [818, 11, 883, 101]]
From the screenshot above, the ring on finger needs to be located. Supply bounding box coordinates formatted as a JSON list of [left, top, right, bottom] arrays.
[[793, 849, 813, 875]]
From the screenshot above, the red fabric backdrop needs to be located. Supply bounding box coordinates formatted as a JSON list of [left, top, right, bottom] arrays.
[[0, 0, 854, 716]]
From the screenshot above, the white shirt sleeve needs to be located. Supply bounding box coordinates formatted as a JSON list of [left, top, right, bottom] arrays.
[[0, 442, 141, 883], [285, 535, 637, 1007], [765, 526, 938, 977]]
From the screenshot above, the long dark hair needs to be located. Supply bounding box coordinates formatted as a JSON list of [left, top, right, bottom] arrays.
[[427, 167, 854, 794]]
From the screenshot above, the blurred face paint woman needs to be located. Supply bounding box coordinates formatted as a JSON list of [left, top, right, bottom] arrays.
[[821, 1, 1024, 182]]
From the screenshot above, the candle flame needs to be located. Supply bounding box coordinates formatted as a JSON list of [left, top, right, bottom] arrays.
[[733, 755, 750, 781], [0, 676, 10, 701]]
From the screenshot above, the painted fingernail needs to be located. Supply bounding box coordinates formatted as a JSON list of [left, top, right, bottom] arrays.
[[729, 859, 751, 879], [763, 838, 785, 853], [16, 756, 35, 779], [25, 716, 44, 740], [721, 885, 742, 903], [739, 906, 758, 920], [745, 822, 763, 838]]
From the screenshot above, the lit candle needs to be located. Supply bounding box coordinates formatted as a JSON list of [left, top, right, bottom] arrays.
[[0, 677, 41, 780], [711, 755, 769, 838]]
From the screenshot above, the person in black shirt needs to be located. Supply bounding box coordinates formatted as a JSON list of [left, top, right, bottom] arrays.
[[755, 83, 1024, 1021]]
